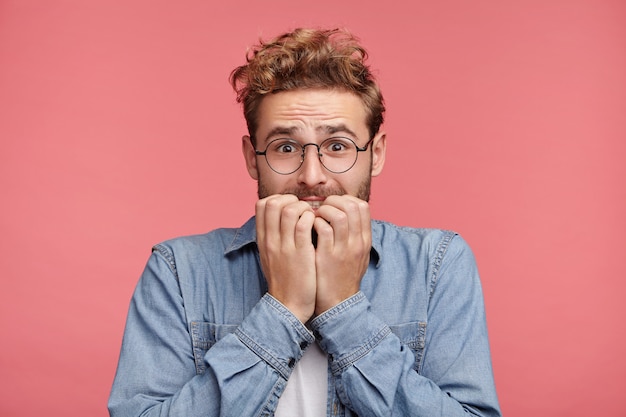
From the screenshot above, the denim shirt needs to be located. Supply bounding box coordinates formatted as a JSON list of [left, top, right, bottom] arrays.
[[108, 217, 501, 417]]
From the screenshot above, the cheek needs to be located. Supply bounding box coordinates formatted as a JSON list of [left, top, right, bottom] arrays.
[[258, 169, 289, 194], [333, 173, 362, 192], [337, 165, 373, 197]]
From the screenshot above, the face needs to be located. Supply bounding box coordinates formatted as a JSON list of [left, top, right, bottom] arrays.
[[242, 89, 386, 205]]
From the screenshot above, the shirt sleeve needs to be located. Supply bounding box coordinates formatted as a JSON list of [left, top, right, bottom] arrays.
[[309, 234, 502, 416], [108, 249, 314, 417]]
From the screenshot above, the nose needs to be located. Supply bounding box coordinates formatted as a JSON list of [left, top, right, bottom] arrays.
[[297, 144, 327, 186]]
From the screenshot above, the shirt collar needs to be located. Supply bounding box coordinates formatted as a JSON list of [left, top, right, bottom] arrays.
[[224, 216, 258, 253], [225, 216, 382, 268]]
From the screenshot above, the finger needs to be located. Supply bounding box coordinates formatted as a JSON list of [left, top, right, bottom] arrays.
[[345, 196, 372, 248], [265, 194, 297, 228], [279, 200, 314, 247], [318, 195, 368, 248], [353, 196, 371, 246], [255, 196, 270, 244], [338, 195, 370, 245], [315, 204, 347, 248], [257, 194, 297, 249], [295, 210, 316, 249], [313, 216, 334, 249]]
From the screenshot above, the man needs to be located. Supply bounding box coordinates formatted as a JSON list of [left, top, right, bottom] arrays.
[[108, 28, 501, 416]]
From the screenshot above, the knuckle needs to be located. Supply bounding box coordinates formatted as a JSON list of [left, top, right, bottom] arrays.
[[265, 198, 282, 210], [334, 211, 348, 224], [318, 227, 333, 239], [295, 221, 311, 233], [260, 242, 277, 257], [345, 201, 359, 213], [282, 204, 301, 218]]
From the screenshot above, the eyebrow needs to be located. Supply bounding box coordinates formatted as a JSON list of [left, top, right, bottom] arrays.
[[318, 124, 359, 138], [263, 123, 359, 142], [264, 126, 300, 141]]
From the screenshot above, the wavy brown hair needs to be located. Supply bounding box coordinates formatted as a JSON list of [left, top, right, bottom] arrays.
[[230, 28, 385, 143]]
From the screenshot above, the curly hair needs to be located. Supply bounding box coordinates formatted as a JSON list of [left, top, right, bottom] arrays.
[[230, 28, 385, 143]]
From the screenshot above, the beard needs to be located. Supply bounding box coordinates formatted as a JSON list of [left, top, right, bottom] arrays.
[[257, 174, 372, 202]]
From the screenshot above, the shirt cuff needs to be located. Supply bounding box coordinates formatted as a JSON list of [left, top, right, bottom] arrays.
[[309, 292, 391, 375], [234, 293, 315, 380]]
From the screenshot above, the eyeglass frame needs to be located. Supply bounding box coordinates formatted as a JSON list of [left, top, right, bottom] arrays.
[[254, 136, 375, 175]]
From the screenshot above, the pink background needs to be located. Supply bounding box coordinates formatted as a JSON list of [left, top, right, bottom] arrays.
[[1, 1, 625, 415]]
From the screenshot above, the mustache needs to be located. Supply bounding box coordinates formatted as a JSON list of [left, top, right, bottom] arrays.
[[282, 186, 347, 199]]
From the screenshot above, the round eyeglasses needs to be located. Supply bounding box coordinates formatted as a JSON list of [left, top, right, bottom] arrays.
[[255, 137, 374, 175]]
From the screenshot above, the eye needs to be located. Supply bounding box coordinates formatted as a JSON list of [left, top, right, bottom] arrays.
[[271, 140, 300, 154], [323, 138, 351, 154]]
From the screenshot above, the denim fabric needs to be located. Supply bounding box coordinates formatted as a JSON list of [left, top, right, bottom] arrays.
[[108, 217, 501, 416]]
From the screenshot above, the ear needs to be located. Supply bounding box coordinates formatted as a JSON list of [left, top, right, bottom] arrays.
[[370, 131, 386, 177], [242, 135, 259, 180]]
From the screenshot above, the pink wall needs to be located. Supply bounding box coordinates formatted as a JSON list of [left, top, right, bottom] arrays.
[[1, 1, 625, 415]]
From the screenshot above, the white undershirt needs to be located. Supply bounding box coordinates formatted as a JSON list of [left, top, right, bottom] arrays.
[[275, 342, 328, 417]]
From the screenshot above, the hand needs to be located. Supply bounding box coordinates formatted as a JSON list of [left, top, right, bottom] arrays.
[[256, 194, 317, 323], [313, 195, 371, 315]]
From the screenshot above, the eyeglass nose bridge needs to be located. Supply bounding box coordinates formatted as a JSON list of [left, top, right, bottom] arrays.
[[300, 142, 323, 160], [295, 143, 326, 173]]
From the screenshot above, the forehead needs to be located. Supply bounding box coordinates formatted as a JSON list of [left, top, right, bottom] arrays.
[[255, 89, 369, 142]]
